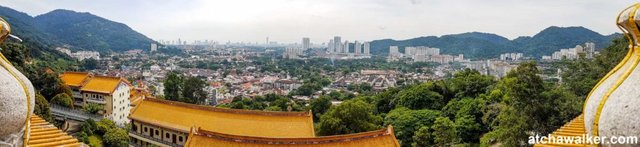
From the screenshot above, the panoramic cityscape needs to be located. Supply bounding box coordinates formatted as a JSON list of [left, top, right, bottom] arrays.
[[0, 0, 639, 147]]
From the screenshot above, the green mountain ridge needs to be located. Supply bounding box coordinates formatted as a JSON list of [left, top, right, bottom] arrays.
[[34, 9, 156, 53], [0, 6, 155, 53], [0, 5, 621, 59], [370, 26, 620, 59]]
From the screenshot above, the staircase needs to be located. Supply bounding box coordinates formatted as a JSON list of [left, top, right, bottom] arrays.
[[28, 115, 85, 147], [534, 114, 591, 147]]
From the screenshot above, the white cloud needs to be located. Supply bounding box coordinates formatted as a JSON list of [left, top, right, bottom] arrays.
[[0, 0, 635, 43]]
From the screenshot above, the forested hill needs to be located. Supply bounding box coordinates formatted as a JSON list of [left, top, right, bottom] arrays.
[[34, 9, 156, 53], [369, 27, 620, 59], [0, 6, 156, 53]]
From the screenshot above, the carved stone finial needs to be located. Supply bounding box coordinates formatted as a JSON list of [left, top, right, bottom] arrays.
[[583, 3, 640, 144]]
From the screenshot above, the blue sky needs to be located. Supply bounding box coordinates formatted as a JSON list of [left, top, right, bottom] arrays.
[[0, 0, 636, 43]]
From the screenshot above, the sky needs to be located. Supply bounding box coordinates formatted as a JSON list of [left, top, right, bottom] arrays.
[[0, 0, 636, 44]]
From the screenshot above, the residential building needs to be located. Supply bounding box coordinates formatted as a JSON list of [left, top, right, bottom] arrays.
[[354, 41, 361, 54], [364, 42, 370, 55], [547, 42, 597, 60], [283, 47, 303, 59], [499, 53, 523, 61], [333, 36, 342, 53], [328, 39, 334, 53], [151, 43, 158, 52], [388, 46, 400, 61], [302, 37, 310, 50], [343, 40, 349, 53]]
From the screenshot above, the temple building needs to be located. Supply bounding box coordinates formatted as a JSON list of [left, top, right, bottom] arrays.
[[128, 98, 315, 146], [128, 98, 400, 147], [60, 72, 91, 107], [184, 126, 400, 147], [60, 72, 132, 127]]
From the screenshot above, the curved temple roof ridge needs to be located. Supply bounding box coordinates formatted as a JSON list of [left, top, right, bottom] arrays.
[[185, 126, 400, 146], [143, 98, 312, 116]]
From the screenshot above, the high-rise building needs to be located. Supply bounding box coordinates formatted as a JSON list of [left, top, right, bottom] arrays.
[[333, 36, 342, 53], [389, 46, 399, 56], [354, 41, 361, 54], [548, 42, 596, 60], [151, 43, 158, 52], [499, 53, 523, 61], [283, 48, 303, 59], [585, 42, 596, 58], [343, 40, 349, 53], [364, 42, 370, 55], [302, 37, 310, 50], [328, 39, 334, 53]]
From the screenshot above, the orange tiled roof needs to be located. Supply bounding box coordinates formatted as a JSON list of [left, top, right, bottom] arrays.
[[60, 72, 90, 87], [80, 76, 127, 94], [184, 126, 400, 147], [28, 115, 83, 147], [129, 98, 315, 138], [534, 114, 590, 147]]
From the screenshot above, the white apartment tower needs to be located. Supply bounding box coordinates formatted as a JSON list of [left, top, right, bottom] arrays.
[[334, 36, 342, 53], [151, 43, 158, 52], [364, 42, 370, 55], [328, 39, 334, 53], [343, 40, 349, 53], [354, 41, 362, 54], [389, 46, 400, 57], [302, 37, 310, 51]]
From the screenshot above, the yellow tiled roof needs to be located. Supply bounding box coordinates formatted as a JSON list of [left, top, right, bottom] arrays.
[[129, 98, 316, 138], [534, 114, 590, 147], [184, 126, 401, 147], [60, 72, 90, 87], [28, 115, 83, 147], [80, 76, 126, 94]]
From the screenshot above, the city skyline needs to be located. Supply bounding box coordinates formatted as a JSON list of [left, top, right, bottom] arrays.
[[0, 0, 636, 43]]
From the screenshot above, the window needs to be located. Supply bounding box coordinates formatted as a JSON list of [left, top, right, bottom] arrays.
[[166, 133, 170, 138], [133, 125, 137, 131], [179, 136, 183, 142], [172, 134, 177, 143], [155, 130, 159, 135], [144, 127, 147, 132]]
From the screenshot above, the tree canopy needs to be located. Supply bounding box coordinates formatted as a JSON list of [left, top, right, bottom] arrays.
[[317, 99, 383, 136]]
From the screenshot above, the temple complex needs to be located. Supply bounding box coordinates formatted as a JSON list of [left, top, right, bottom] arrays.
[[60, 72, 133, 127], [128, 98, 317, 146]]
